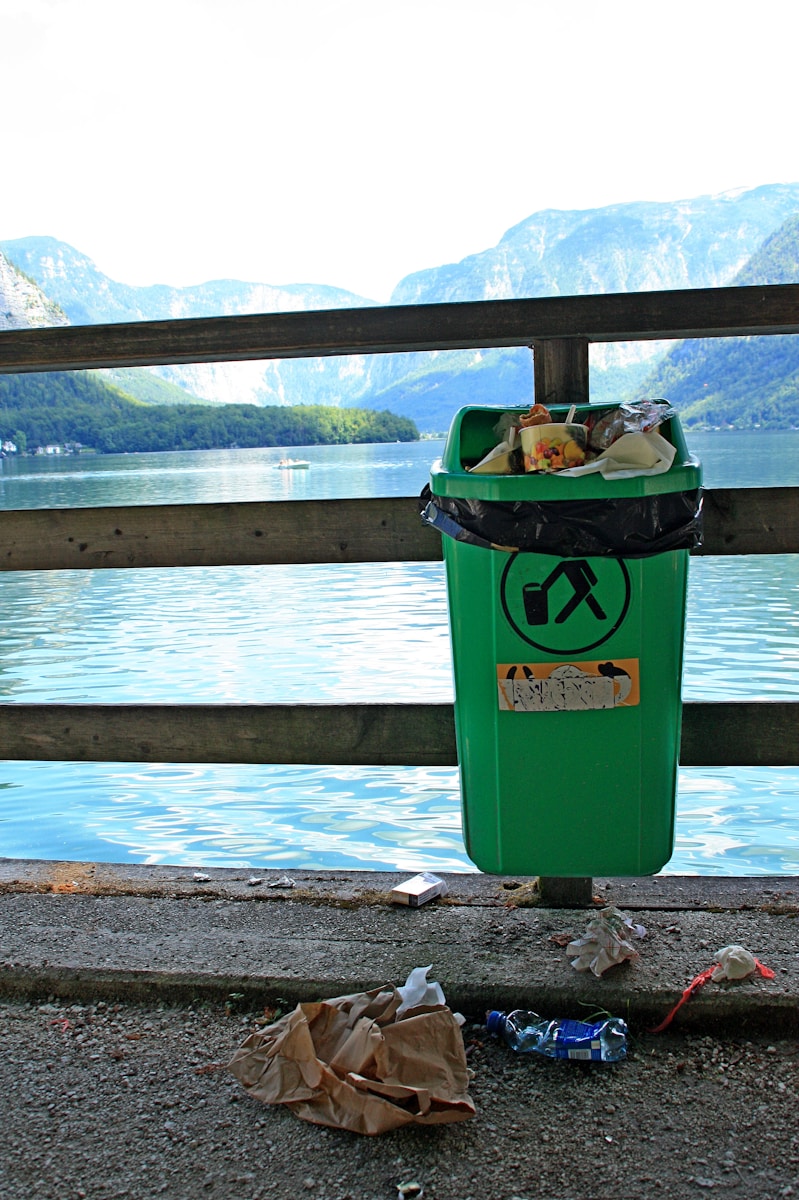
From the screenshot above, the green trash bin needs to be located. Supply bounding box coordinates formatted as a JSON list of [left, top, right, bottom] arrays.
[[422, 402, 702, 877]]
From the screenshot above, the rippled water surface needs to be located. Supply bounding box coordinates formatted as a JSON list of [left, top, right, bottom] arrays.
[[0, 431, 796, 875]]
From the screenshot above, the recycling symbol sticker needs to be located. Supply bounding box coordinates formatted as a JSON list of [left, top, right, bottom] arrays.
[[500, 554, 631, 655]]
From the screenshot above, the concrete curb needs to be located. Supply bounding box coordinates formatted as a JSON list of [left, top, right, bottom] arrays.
[[2, 859, 798, 1034]]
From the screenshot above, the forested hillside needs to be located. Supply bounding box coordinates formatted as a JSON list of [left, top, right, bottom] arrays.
[[0, 373, 418, 452], [640, 215, 799, 428], [0, 248, 418, 451]]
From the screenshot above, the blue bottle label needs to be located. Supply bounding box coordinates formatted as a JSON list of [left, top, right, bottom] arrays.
[[551, 1019, 604, 1061]]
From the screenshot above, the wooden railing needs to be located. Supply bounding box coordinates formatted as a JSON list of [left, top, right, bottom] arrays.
[[0, 285, 796, 795]]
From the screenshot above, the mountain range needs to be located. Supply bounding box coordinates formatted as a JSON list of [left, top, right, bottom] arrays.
[[3, 182, 799, 433], [640, 213, 799, 427]]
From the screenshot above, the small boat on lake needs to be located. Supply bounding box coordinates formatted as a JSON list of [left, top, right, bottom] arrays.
[[276, 458, 310, 470]]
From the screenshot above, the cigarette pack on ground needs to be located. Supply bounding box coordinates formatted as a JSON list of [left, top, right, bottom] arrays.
[[390, 872, 447, 907]]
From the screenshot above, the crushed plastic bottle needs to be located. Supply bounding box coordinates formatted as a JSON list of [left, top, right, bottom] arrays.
[[486, 1009, 628, 1062]]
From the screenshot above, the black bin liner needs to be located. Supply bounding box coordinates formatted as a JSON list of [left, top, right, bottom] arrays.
[[420, 485, 703, 559]]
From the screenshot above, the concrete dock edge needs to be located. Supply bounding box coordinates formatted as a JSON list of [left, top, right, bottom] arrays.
[[2, 859, 797, 1034]]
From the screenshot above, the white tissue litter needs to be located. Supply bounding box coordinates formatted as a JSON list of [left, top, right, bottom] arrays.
[[566, 906, 647, 976], [711, 945, 759, 981], [396, 964, 446, 1014], [396, 965, 464, 1026]]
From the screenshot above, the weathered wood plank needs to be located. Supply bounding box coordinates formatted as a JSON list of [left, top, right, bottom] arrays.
[[2, 285, 799, 373], [680, 701, 799, 767], [0, 701, 794, 766], [0, 497, 443, 570], [533, 337, 589, 408], [0, 703, 459, 766], [698, 486, 799, 556], [0, 488, 794, 571]]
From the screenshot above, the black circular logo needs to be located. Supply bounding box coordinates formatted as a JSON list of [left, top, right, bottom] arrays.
[[500, 554, 632, 655]]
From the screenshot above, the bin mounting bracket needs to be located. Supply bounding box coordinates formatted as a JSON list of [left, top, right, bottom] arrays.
[[538, 876, 594, 908]]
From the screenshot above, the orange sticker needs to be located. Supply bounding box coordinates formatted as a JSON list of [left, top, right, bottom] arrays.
[[497, 659, 640, 712]]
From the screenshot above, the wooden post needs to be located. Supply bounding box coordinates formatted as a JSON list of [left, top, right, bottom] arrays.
[[538, 877, 594, 907], [532, 337, 589, 410], [533, 338, 592, 905]]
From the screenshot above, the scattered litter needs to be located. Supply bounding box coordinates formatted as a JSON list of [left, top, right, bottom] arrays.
[[549, 931, 574, 947], [246, 877, 263, 887], [228, 965, 474, 1134], [712, 944, 768, 981], [256, 1004, 284, 1026], [396, 964, 445, 1015], [502, 880, 539, 907], [487, 1008, 627, 1062], [650, 944, 776, 1032], [397, 1184, 424, 1199], [193, 872, 211, 882], [566, 906, 647, 976], [266, 876, 295, 889], [390, 872, 447, 907], [501, 883, 537, 907]]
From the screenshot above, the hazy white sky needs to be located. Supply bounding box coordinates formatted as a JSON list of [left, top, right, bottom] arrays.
[[3, 0, 798, 300]]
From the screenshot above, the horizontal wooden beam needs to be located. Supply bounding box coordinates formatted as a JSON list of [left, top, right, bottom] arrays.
[[0, 701, 794, 767], [0, 488, 793, 571], [679, 701, 799, 767], [1, 285, 799, 373], [0, 497, 443, 570], [698, 487, 799, 556], [0, 703, 458, 767]]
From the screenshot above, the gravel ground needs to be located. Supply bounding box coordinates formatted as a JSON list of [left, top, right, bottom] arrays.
[[1, 997, 798, 1200]]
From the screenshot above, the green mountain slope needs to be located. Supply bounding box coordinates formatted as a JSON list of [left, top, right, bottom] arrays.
[[638, 215, 799, 428], [98, 367, 213, 406], [0, 249, 417, 449], [6, 185, 799, 431], [0, 236, 378, 410], [0, 245, 205, 413]]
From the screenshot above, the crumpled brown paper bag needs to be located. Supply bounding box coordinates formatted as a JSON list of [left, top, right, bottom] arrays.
[[228, 983, 476, 1135]]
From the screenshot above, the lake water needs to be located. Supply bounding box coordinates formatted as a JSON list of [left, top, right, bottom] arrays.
[[0, 429, 797, 876]]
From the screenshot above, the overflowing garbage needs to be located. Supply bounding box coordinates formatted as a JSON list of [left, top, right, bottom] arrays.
[[420, 398, 703, 559], [470, 399, 679, 479]]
